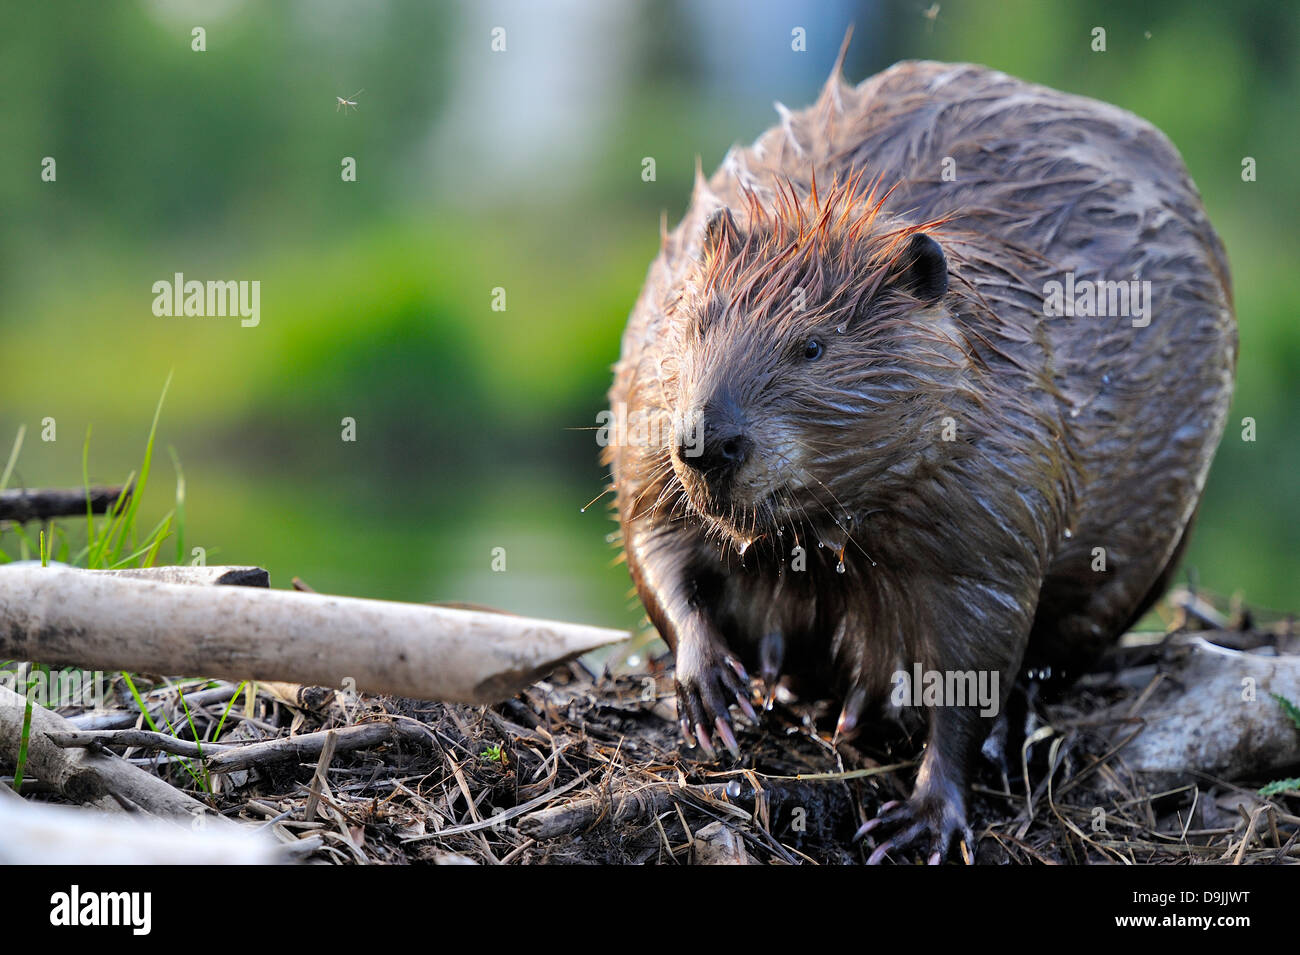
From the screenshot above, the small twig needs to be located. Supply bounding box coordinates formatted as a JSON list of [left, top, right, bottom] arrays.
[[305, 730, 339, 822], [1233, 804, 1267, 864]]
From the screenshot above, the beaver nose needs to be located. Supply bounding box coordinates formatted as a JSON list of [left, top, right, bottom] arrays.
[[679, 428, 753, 482]]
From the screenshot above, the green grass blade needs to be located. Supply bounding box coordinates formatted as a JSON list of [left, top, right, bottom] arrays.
[[1260, 778, 1300, 798], [0, 425, 25, 494], [212, 682, 247, 741], [118, 371, 172, 556], [169, 446, 186, 566], [174, 686, 212, 793], [12, 672, 37, 793], [1272, 693, 1300, 732], [120, 672, 159, 733]]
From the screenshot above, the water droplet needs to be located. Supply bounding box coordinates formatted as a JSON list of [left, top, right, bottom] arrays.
[[836, 323, 847, 334], [836, 561, 846, 574], [817, 541, 825, 548], [579, 507, 586, 513], [1064, 528, 1073, 539], [726, 780, 742, 798], [1069, 408, 1080, 418]]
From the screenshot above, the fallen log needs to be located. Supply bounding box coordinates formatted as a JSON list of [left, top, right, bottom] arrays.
[[0, 563, 628, 705]]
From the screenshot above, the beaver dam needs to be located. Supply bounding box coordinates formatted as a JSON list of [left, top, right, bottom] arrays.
[[3, 591, 1295, 865]]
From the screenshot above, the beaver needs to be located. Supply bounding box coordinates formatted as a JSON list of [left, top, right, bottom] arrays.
[[603, 47, 1236, 863]]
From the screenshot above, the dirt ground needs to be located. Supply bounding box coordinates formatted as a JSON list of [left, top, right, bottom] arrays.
[[18, 614, 1295, 865]]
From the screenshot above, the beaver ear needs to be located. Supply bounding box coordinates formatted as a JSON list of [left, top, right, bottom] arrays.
[[896, 233, 948, 302], [702, 207, 745, 258]]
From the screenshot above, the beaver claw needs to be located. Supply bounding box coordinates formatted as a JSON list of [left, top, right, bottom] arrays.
[[758, 630, 784, 708], [675, 644, 756, 760], [854, 794, 974, 864]]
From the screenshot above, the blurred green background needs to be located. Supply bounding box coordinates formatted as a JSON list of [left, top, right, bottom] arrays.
[[1, 0, 1295, 632]]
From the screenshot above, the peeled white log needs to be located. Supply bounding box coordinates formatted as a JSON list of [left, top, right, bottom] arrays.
[[1105, 633, 1300, 787], [0, 563, 627, 705], [0, 794, 283, 865]]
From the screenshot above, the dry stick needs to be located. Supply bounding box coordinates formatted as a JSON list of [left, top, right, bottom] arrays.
[[0, 485, 128, 523], [52, 720, 401, 776], [1233, 804, 1268, 864], [0, 564, 627, 704], [1277, 829, 1300, 864], [205, 721, 395, 774], [0, 685, 228, 823], [46, 729, 228, 759], [304, 730, 339, 822]]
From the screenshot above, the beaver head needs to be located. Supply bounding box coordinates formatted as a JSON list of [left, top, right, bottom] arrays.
[[662, 179, 972, 551]]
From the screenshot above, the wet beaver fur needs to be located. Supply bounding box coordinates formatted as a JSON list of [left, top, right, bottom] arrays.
[[604, 47, 1237, 862]]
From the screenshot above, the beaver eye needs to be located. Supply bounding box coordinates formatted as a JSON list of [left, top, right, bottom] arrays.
[[803, 338, 824, 361]]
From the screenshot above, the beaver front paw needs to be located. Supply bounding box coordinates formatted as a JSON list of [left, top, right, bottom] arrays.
[[855, 789, 975, 865], [674, 639, 758, 760]]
